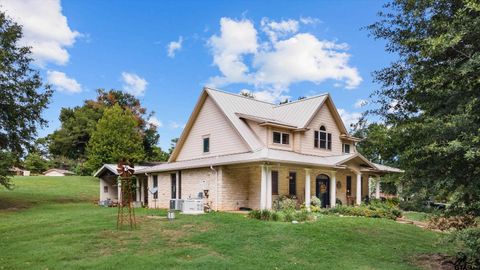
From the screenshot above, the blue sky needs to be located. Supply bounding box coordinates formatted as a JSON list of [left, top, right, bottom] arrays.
[[2, 0, 393, 150]]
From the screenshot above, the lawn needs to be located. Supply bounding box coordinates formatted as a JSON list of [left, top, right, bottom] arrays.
[[0, 176, 453, 270], [403, 211, 431, 222]]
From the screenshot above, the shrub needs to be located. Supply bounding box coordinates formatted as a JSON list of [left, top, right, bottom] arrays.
[[260, 209, 273, 221], [427, 214, 477, 231], [277, 196, 297, 211], [446, 227, 480, 269], [248, 208, 314, 222], [310, 196, 321, 206], [320, 202, 402, 220], [248, 210, 261, 220]]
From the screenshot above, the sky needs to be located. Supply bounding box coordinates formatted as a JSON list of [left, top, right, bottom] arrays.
[[0, 0, 394, 150]]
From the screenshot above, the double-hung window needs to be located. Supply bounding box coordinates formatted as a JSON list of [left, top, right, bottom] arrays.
[[203, 136, 210, 153], [343, 143, 351, 153], [273, 131, 290, 145], [314, 126, 332, 150]]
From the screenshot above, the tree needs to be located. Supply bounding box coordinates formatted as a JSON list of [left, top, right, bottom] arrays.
[[24, 152, 48, 174], [85, 104, 145, 173], [368, 0, 480, 214], [0, 12, 52, 188], [48, 89, 163, 163]]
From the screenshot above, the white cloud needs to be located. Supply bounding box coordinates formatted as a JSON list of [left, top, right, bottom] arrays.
[[207, 17, 362, 102], [169, 121, 185, 129], [1, 0, 80, 66], [338, 109, 362, 130], [147, 116, 162, 128], [354, 99, 368, 108], [121, 72, 148, 97], [167, 36, 183, 58], [299, 17, 321, 25], [260, 18, 299, 42], [46, 70, 81, 93]]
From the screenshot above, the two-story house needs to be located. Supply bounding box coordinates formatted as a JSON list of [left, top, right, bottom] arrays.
[[95, 87, 401, 211]]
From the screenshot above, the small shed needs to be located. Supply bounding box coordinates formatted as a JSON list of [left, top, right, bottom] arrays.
[[9, 167, 30, 176], [43, 168, 75, 177]]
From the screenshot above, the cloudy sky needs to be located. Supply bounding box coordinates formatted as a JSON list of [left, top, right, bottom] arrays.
[[0, 0, 392, 150]]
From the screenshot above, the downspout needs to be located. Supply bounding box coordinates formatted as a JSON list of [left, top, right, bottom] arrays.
[[210, 165, 219, 211]]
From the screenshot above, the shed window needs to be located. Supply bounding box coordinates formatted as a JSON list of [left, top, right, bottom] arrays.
[[315, 126, 332, 150], [271, 171, 279, 195], [103, 186, 108, 193], [203, 137, 210, 153], [273, 131, 290, 145], [289, 172, 297, 196]]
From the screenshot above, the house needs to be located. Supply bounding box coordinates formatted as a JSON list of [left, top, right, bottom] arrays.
[[43, 168, 75, 177], [98, 87, 401, 211], [9, 167, 30, 176]]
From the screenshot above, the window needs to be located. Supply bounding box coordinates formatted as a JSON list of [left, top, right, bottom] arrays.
[[203, 137, 210, 153], [178, 171, 182, 199], [103, 186, 108, 193], [273, 131, 290, 145], [271, 171, 279, 195], [289, 172, 297, 196], [315, 126, 332, 150], [346, 176, 352, 196], [153, 175, 158, 199], [170, 173, 176, 199], [343, 143, 350, 153]]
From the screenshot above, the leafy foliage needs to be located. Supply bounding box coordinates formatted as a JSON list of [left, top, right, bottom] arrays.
[[427, 214, 477, 231], [0, 11, 52, 188], [367, 0, 480, 214], [321, 201, 402, 220], [446, 227, 480, 269], [84, 104, 145, 173], [23, 152, 48, 174], [248, 209, 315, 222]]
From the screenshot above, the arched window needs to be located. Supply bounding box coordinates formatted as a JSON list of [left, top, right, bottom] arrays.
[[314, 125, 332, 150]]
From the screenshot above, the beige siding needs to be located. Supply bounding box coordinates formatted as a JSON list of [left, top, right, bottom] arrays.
[[176, 96, 250, 161], [245, 120, 267, 145], [300, 104, 343, 156], [267, 127, 294, 151], [99, 177, 118, 202]]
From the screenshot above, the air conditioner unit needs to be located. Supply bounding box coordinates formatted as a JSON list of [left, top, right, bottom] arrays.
[[169, 199, 183, 211], [182, 199, 204, 214]]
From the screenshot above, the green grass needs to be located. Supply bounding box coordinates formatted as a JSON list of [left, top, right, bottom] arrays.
[[403, 211, 431, 222], [0, 176, 453, 269]]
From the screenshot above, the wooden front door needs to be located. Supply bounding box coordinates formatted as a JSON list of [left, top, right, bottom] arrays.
[[316, 174, 330, 208]]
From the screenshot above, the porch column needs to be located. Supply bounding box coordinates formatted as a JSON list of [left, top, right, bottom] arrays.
[[260, 165, 267, 210], [304, 169, 311, 211], [266, 166, 272, 210], [375, 176, 381, 199], [356, 172, 362, 205], [330, 171, 337, 208], [140, 178, 145, 205], [117, 180, 122, 205], [136, 178, 140, 202]]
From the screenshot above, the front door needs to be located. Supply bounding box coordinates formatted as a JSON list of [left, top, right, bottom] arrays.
[[316, 174, 330, 208]]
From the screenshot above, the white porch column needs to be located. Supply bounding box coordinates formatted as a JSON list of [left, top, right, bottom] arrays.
[[260, 165, 267, 210], [375, 176, 381, 199], [136, 178, 140, 202], [140, 178, 145, 205], [266, 166, 272, 210], [356, 172, 362, 205], [117, 180, 122, 205], [330, 171, 337, 208], [304, 169, 311, 211]]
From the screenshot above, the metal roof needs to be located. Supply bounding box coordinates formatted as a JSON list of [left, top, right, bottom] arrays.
[[93, 164, 152, 177]]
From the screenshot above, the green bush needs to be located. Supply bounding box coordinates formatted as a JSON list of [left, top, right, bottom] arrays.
[[276, 196, 297, 211], [310, 196, 321, 206], [321, 202, 402, 220], [248, 208, 314, 222], [446, 227, 480, 269]]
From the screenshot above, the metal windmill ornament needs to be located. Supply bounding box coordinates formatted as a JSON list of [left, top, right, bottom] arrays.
[[116, 160, 137, 230]]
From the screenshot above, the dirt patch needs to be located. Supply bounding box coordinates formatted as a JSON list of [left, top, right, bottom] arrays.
[[414, 254, 455, 270]]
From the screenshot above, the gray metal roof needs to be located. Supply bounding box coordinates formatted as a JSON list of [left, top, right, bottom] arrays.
[[93, 164, 152, 177]]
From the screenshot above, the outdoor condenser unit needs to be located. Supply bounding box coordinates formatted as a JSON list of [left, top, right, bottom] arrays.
[[169, 199, 183, 211]]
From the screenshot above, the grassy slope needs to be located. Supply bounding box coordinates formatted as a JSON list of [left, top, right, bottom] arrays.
[[0, 176, 452, 270]]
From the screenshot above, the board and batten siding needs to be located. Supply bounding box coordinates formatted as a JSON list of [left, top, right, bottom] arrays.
[[176, 96, 250, 161], [300, 104, 343, 156]]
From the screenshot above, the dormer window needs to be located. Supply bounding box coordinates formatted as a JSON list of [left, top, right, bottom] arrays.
[[314, 126, 332, 150], [273, 131, 290, 145]]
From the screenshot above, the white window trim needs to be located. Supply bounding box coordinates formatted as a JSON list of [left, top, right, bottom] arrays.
[[315, 126, 332, 151], [272, 131, 290, 145], [342, 143, 351, 153]]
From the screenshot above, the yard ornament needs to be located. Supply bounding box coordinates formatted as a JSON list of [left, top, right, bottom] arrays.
[[116, 160, 137, 230]]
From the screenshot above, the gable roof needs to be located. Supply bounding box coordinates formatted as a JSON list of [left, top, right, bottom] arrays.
[[93, 164, 153, 177], [170, 87, 350, 161], [43, 168, 75, 175]]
